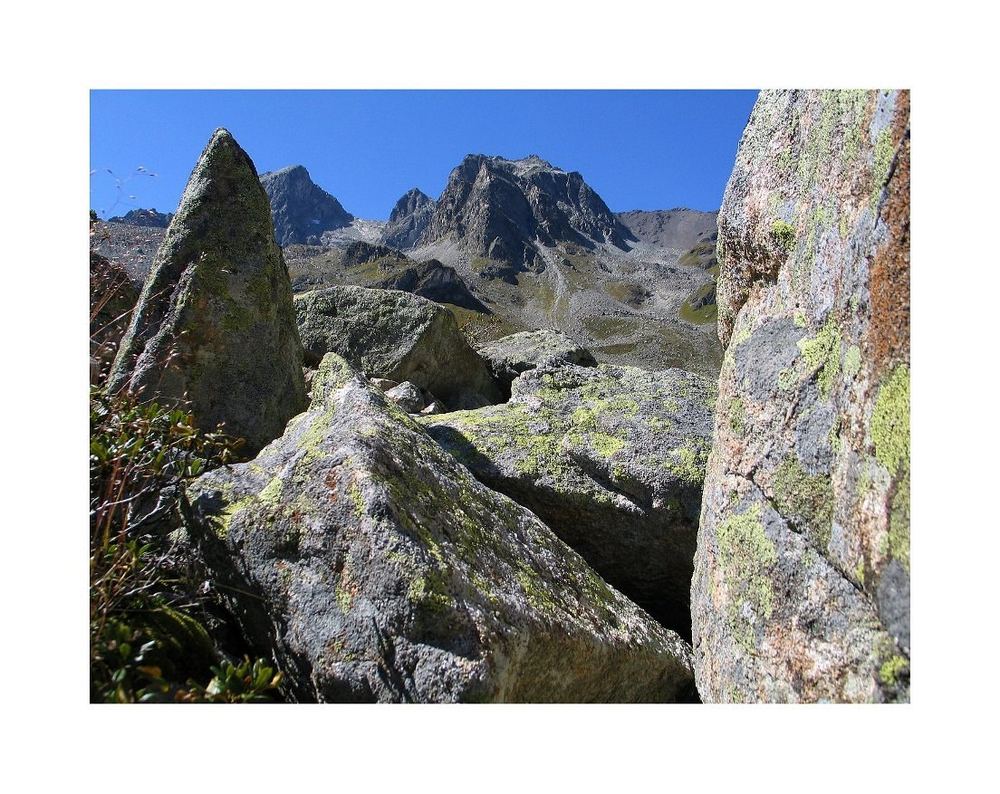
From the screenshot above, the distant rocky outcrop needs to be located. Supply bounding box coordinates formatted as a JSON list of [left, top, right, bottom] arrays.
[[477, 329, 596, 392], [691, 90, 910, 702], [107, 208, 174, 228], [420, 154, 634, 280], [374, 259, 487, 312], [380, 188, 436, 249], [339, 241, 407, 268], [616, 209, 717, 253], [107, 128, 307, 454], [423, 363, 716, 635], [260, 165, 354, 246], [294, 286, 501, 408], [182, 353, 696, 703]]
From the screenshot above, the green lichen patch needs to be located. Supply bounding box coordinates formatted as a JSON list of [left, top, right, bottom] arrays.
[[714, 503, 777, 653], [770, 220, 796, 253], [879, 654, 908, 687], [844, 344, 862, 379], [667, 438, 710, 486], [871, 364, 910, 478], [797, 316, 842, 398], [771, 456, 834, 549], [408, 567, 454, 614], [728, 397, 746, 434]]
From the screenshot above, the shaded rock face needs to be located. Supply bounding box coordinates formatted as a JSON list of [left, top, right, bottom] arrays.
[[692, 90, 910, 702], [107, 129, 307, 455], [477, 329, 597, 393], [423, 363, 716, 636], [380, 188, 436, 249], [182, 354, 696, 703], [107, 208, 174, 228], [260, 165, 354, 246], [294, 286, 502, 408], [374, 258, 487, 312], [420, 154, 634, 279]]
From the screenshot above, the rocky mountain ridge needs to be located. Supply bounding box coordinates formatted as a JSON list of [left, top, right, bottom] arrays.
[[418, 154, 635, 280], [107, 207, 173, 227]]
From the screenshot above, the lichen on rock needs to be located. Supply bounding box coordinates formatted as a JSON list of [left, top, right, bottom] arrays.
[[182, 353, 695, 703], [294, 285, 502, 409], [692, 90, 910, 702], [423, 362, 715, 636], [107, 128, 306, 454]]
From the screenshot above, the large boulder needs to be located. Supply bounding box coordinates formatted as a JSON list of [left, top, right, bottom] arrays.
[[423, 364, 715, 636], [692, 90, 910, 702], [107, 129, 307, 455], [477, 330, 597, 392], [294, 286, 502, 408], [181, 354, 695, 703]]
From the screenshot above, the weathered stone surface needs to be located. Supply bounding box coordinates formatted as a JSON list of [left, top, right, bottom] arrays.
[[692, 90, 910, 702], [385, 381, 426, 413], [260, 165, 353, 246], [294, 285, 502, 408], [420, 401, 445, 416], [423, 363, 716, 636], [107, 129, 307, 454], [369, 378, 399, 393], [182, 354, 695, 703], [477, 329, 597, 392]]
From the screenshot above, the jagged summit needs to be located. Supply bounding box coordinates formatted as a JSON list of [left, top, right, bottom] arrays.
[[260, 164, 354, 246], [107, 207, 173, 228], [380, 187, 436, 249], [418, 152, 633, 279], [388, 187, 433, 222]]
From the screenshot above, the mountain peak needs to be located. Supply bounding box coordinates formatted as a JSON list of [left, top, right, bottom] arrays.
[[381, 188, 437, 249], [260, 165, 353, 246], [419, 153, 632, 278]]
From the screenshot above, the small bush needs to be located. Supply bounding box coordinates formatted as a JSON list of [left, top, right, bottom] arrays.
[[89, 386, 282, 702]]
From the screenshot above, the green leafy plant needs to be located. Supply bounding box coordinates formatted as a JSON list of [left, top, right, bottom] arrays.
[[89, 384, 278, 702]]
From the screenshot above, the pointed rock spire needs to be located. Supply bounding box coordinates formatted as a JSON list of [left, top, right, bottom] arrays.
[[108, 128, 307, 453]]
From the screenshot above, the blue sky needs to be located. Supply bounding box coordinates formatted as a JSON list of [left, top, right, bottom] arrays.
[[90, 90, 758, 220]]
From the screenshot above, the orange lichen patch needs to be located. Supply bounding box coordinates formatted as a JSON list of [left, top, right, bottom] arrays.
[[867, 91, 910, 376]]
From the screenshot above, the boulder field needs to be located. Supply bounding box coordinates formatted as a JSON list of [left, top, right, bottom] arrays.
[[94, 98, 911, 703], [182, 354, 696, 703]]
